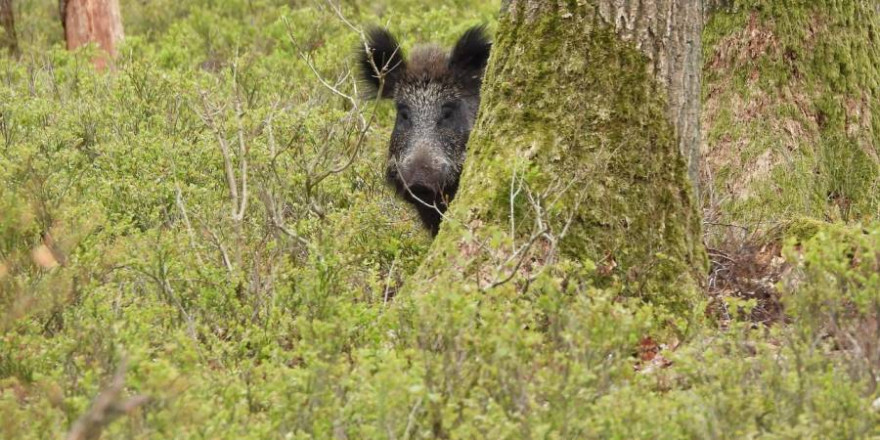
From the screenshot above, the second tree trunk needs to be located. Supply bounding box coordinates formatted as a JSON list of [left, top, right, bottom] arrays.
[[62, 0, 124, 69]]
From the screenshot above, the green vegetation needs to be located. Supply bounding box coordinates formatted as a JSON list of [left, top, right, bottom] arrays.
[[1, 1, 879, 438]]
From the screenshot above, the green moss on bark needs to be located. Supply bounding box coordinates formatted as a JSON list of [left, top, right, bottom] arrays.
[[407, 5, 707, 317], [702, 0, 880, 229]]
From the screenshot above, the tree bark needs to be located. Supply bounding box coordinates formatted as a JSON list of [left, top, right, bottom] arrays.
[[62, 0, 124, 70], [503, 0, 704, 191], [407, 0, 707, 313], [702, 1, 880, 231], [0, 0, 17, 56], [594, 0, 704, 194]]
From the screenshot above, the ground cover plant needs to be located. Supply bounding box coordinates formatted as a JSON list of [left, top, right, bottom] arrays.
[[1, 0, 879, 438]]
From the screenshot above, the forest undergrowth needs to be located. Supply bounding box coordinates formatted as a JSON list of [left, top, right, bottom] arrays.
[[1, 1, 879, 438]]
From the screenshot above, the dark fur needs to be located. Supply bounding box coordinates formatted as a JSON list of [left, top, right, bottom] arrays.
[[359, 26, 491, 235]]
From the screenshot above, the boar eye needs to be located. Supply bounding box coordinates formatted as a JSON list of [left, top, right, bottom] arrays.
[[441, 103, 457, 120], [397, 104, 411, 121]]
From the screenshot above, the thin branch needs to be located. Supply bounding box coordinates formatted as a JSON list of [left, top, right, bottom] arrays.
[[383, 255, 398, 306], [233, 90, 249, 221], [325, 0, 361, 33], [207, 228, 234, 274], [402, 396, 423, 440], [285, 15, 392, 217], [510, 162, 523, 253], [198, 92, 239, 214], [66, 358, 149, 440], [484, 227, 550, 291], [175, 184, 206, 268]]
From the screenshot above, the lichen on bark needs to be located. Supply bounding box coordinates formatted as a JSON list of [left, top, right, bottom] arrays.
[[405, 1, 708, 317]]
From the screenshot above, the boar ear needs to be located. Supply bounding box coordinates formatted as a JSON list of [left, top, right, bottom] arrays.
[[449, 25, 491, 75], [359, 27, 406, 99]]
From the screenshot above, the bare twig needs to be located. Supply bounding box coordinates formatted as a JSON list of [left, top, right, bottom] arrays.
[[484, 226, 550, 291], [325, 0, 361, 33], [197, 92, 240, 216], [66, 358, 149, 440], [402, 396, 424, 440], [283, 15, 393, 218], [510, 161, 523, 252], [233, 89, 249, 222], [207, 228, 234, 274], [383, 254, 398, 306], [482, 171, 586, 291], [175, 184, 206, 268]]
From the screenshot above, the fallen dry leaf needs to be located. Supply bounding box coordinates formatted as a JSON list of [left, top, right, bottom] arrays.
[[597, 252, 617, 277], [638, 336, 659, 362], [32, 245, 59, 269], [635, 336, 676, 373]]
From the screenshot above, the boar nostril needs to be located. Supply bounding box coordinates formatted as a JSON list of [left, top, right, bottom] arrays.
[[401, 169, 439, 195], [399, 151, 445, 195]]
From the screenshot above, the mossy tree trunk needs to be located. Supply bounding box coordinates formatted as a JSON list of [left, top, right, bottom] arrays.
[[405, 0, 708, 313], [702, 1, 880, 232], [0, 0, 17, 56], [61, 0, 124, 70]]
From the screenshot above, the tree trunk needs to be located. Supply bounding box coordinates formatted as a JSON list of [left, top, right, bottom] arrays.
[[406, 0, 707, 313], [702, 1, 880, 232], [62, 0, 124, 70], [0, 0, 17, 56], [595, 0, 704, 194]]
